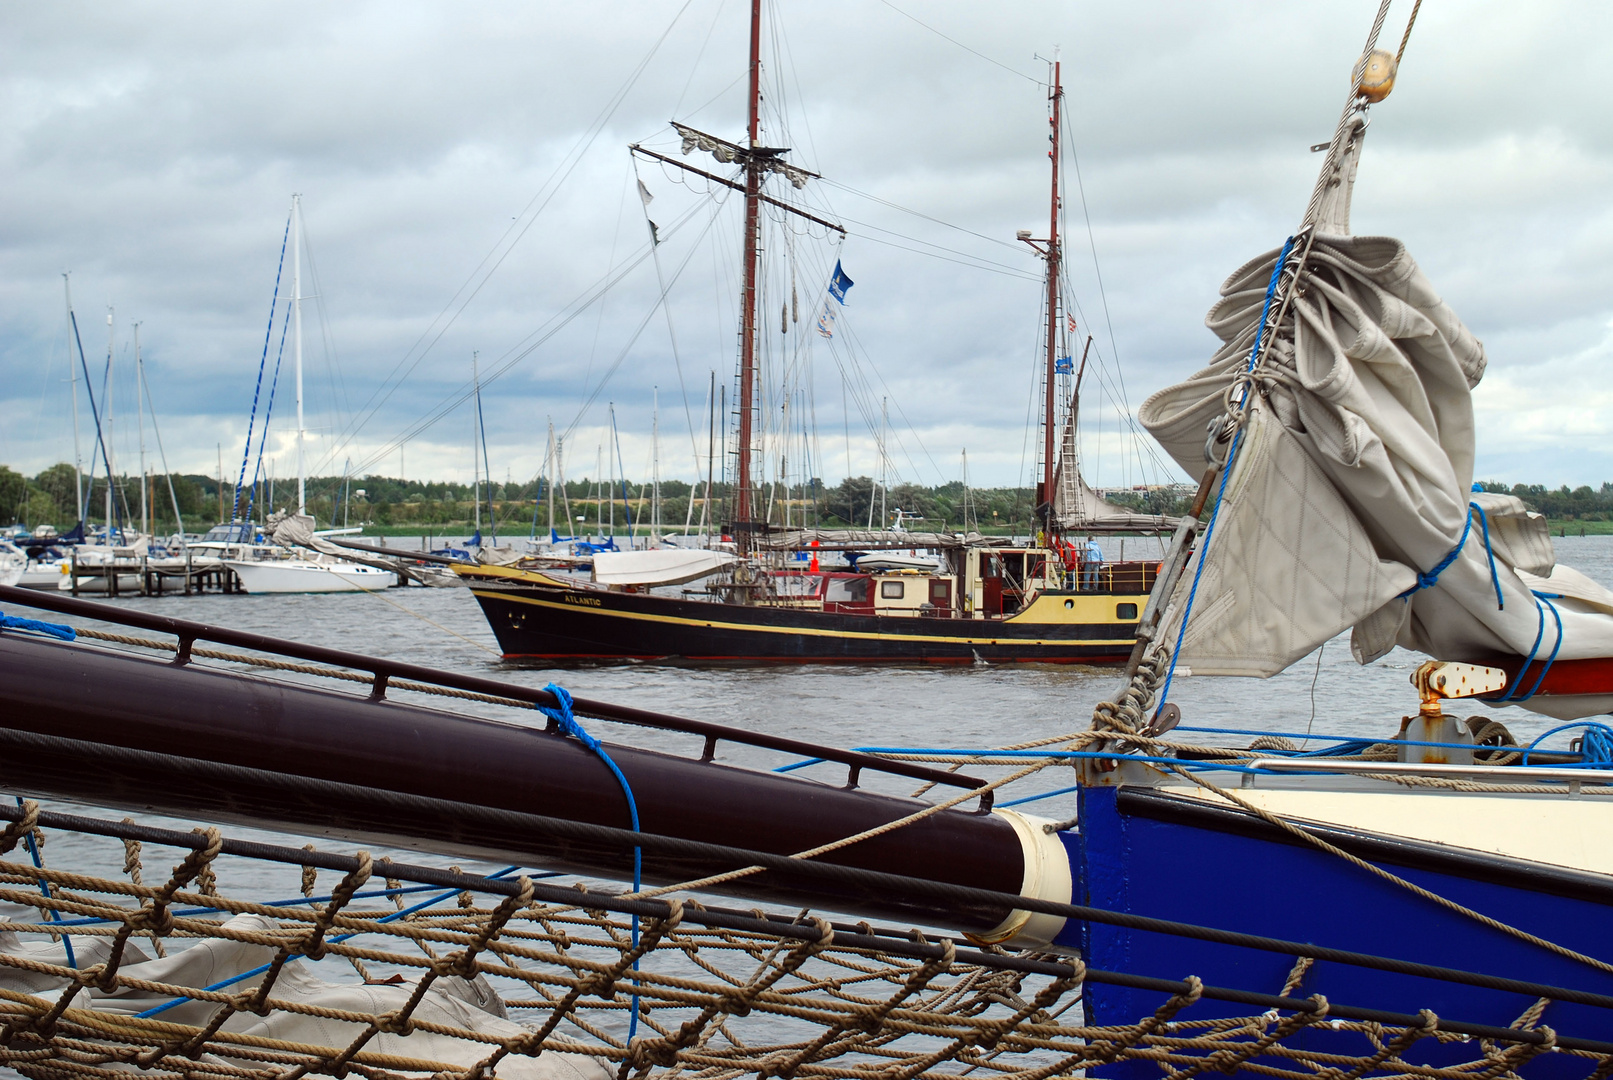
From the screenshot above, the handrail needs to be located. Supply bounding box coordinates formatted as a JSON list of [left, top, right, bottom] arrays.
[[0, 584, 989, 801]]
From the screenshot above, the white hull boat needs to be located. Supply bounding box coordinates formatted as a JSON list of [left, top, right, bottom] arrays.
[[0, 542, 24, 589], [225, 558, 396, 594], [18, 563, 65, 590]]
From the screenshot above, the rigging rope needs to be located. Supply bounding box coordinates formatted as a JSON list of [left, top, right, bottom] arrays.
[[1154, 236, 1296, 713], [233, 212, 291, 524]]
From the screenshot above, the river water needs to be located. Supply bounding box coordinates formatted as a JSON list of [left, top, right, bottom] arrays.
[[37, 534, 1613, 809]]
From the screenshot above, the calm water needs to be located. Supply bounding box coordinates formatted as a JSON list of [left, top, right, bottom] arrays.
[[42, 534, 1613, 798]]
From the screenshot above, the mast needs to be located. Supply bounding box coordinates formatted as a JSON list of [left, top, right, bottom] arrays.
[[64, 275, 83, 522], [135, 322, 147, 537], [703, 371, 716, 539], [471, 351, 481, 539], [476, 351, 496, 545], [1042, 60, 1063, 520], [293, 194, 306, 516], [104, 308, 115, 534], [625, 0, 843, 555], [652, 386, 662, 542], [557, 434, 568, 533], [546, 420, 556, 538], [879, 397, 888, 530], [735, 0, 763, 554]]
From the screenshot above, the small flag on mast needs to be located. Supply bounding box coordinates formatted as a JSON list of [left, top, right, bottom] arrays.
[[828, 260, 854, 304], [816, 300, 837, 339], [1054, 356, 1074, 375], [1066, 313, 1077, 333]]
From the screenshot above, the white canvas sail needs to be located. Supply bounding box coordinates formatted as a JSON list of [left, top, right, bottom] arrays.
[[1139, 116, 1613, 718]]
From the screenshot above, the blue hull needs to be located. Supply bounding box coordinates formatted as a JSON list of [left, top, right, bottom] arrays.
[[1060, 784, 1613, 1078]]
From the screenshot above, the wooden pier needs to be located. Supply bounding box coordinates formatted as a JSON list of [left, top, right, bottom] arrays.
[[65, 549, 242, 597]]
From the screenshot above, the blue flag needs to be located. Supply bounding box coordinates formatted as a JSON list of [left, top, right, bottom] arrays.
[[1054, 356, 1074, 375], [828, 260, 854, 304]]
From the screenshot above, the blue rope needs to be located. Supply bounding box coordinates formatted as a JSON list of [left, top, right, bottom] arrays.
[[1493, 591, 1563, 703], [243, 295, 293, 525], [998, 785, 1081, 809], [538, 683, 643, 1039], [1157, 236, 1294, 712], [0, 611, 75, 642], [17, 797, 74, 968], [1398, 506, 1474, 598], [1522, 720, 1613, 766], [1466, 501, 1505, 610]]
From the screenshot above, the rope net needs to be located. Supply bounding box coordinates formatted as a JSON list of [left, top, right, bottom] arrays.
[[0, 805, 1595, 1080]]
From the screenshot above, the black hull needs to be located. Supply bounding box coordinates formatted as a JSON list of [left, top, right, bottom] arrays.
[[467, 577, 1142, 663]]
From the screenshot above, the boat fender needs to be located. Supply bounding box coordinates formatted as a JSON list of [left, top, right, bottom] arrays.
[[963, 808, 1071, 949]]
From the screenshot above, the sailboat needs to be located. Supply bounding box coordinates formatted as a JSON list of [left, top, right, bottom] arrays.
[[225, 196, 396, 595], [455, 17, 1179, 663]]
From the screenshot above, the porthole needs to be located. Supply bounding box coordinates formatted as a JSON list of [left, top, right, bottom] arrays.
[[1063, 599, 1074, 609]]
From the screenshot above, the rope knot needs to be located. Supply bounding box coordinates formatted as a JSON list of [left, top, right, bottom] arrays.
[[0, 801, 40, 857], [375, 1010, 415, 1036], [577, 972, 616, 999], [540, 683, 600, 749], [130, 904, 176, 938]]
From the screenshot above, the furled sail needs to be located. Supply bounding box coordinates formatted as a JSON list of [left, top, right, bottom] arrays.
[[1051, 397, 1187, 532], [1138, 115, 1613, 718], [592, 548, 736, 587]]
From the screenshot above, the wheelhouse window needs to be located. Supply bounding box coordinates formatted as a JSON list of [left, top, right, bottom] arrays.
[[880, 580, 906, 599], [774, 575, 824, 597], [825, 577, 869, 603]]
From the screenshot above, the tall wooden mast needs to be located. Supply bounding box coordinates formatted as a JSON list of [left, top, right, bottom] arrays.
[[626, 0, 842, 556], [736, 0, 763, 552], [1042, 61, 1063, 518]]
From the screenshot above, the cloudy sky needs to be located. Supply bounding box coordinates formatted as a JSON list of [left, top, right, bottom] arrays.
[[3, 0, 1610, 498]]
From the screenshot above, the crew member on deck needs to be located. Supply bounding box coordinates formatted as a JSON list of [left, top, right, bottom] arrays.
[[1081, 536, 1103, 591]]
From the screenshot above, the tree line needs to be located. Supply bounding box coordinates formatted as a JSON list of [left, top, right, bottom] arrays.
[[1, 463, 1065, 534], [12, 462, 1605, 535]]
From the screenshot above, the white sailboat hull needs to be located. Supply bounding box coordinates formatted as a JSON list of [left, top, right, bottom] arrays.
[[225, 560, 396, 594]]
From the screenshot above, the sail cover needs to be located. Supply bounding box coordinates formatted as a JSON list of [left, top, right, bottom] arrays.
[[1138, 128, 1613, 719], [592, 548, 736, 587]]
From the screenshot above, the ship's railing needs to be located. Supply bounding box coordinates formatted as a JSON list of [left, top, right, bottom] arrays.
[[0, 584, 989, 804]]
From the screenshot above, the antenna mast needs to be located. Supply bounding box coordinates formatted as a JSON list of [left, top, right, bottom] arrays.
[[135, 322, 147, 537], [1042, 60, 1063, 524], [293, 194, 306, 516], [105, 308, 115, 534], [63, 276, 84, 522]]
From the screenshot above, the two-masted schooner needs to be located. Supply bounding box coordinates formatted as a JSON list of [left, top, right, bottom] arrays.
[[458, 6, 1179, 662]]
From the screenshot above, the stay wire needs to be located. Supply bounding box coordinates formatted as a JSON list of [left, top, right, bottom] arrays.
[[314, 0, 697, 477], [874, 0, 1042, 85]]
